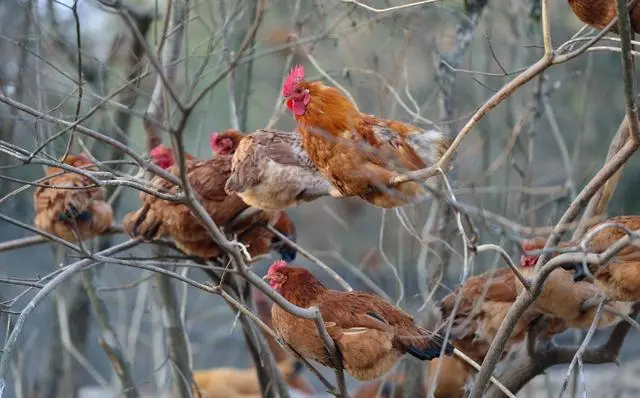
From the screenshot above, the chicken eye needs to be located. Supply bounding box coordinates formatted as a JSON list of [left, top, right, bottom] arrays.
[[294, 88, 302, 95]]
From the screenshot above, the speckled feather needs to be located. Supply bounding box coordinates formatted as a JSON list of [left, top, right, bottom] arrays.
[[224, 129, 335, 210]]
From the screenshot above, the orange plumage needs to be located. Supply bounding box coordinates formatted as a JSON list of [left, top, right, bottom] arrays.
[[282, 65, 452, 208], [34, 153, 113, 241], [264, 261, 453, 381], [438, 267, 566, 360], [224, 128, 335, 210], [522, 215, 640, 302], [123, 139, 297, 263], [568, 0, 640, 33], [191, 358, 312, 398], [353, 356, 472, 398]]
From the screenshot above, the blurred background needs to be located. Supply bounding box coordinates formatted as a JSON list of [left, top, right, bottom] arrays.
[[0, 0, 639, 397]]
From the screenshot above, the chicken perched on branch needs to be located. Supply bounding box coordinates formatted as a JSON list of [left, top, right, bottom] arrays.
[[523, 215, 640, 302], [223, 128, 336, 210], [265, 261, 454, 381], [568, 0, 640, 33], [191, 358, 312, 398], [124, 137, 297, 262], [282, 65, 452, 208], [519, 241, 632, 326], [34, 153, 113, 242]]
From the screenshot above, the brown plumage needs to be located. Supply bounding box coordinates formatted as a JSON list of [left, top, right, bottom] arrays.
[[224, 128, 336, 210], [517, 258, 631, 329], [438, 267, 567, 359], [568, 0, 640, 33], [34, 154, 113, 242], [123, 142, 298, 262], [522, 215, 640, 301], [191, 358, 312, 398], [264, 261, 453, 381], [354, 356, 472, 398], [282, 65, 452, 208]]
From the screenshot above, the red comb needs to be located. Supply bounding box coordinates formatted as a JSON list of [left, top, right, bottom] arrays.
[[150, 144, 168, 156], [282, 64, 305, 97], [268, 260, 288, 274], [209, 133, 219, 146]]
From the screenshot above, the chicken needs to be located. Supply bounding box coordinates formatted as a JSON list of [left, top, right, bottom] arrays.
[[123, 144, 194, 240], [522, 216, 640, 302], [437, 267, 566, 360], [223, 128, 336, 210], [34, 153, 113, 241], [281, 64, 452, 208], [124, 140, 297, 262], [264, 261, 454, 381], [191, 358, 312, 398], [354, 356, 471, 398], [568, 0, 640, 33], [518, 241, 631, 327]]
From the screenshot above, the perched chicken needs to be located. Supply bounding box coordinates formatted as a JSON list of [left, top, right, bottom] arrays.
[[519, 241, 631, 327], [123, 144, 195, 240], [265, 261, 454, 381], [568, 0, 640, 33], [522, 216, 640, 302], [124, 140, 297, 262], [282, 65, 453, 208], [354, 356, 471, 398], [223, 129, 336, 210], [34, 153, 113, 241], [438, 268, 566, 360], [191, 358, 312, 398], [210, 128, 245, 156]]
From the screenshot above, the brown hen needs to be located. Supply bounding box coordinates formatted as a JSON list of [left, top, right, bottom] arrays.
[[264, 261, 453, 381], [34, 154, 113, 242], [568, 0, 640, 33], [224, 128, 336, 210]]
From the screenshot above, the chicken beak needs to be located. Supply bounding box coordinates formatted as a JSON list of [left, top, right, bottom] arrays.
[[262, 274, 273, 282]]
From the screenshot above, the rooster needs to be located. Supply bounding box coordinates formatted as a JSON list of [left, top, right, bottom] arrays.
[[264, 261, 454, 381], [223, 128, 337, 210], [123, 140, 297, 262], [281, 65, 452, 208], [568, 0, 640, 33], [523, 215, 640, 302], [34, 153, 113, 242]]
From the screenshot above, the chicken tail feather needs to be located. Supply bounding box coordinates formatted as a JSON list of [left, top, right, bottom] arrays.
[[406, 332, 454, 361]]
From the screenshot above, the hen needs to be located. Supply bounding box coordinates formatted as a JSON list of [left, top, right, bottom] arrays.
[[519, 241, 631, 327], [124, 138, 297, 262], [438, 267, 566, 361], [264, 261, 453, 381], [282, 65, 453, 208], [191, 358, 312, 398], [523, 215, 640, 302], [568, 0, 640, 33], [354, 356, 471, 398], [223, 128, 336, 210], [34, 153, 113, 242]]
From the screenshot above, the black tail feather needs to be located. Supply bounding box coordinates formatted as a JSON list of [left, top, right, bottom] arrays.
[[407, 333, 454, 361]]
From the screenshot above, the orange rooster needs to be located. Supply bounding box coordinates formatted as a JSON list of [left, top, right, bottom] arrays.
[[191, 358, 312, 398], [568, 0, 640, 33], [223, 128, 337, 210], [264, 261, 454, 381], [522, 215, 640, 302], [34, 153, 113, 241], [124, 136, 297, 263], [281, 65, 452, 208]]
